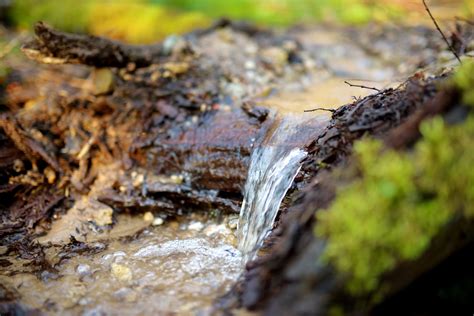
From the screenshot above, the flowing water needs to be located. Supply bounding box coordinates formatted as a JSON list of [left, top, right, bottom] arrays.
[[237, 115, 324, 260], [0, 114, 327, 315]]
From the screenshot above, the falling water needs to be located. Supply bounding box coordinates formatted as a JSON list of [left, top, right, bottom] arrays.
[[237, 116, 309, 260]]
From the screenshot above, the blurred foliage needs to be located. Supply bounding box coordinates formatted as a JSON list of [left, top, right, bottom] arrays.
[[8, 0, 408, 43], [151, 0, 404, 26], [88, 2, 208, 43], [316, 63, 474, 297], [9, 0, 474, 44], [9, 0, 91, 33], [453, 60, 474, 106], [8, 0, 473, 43]]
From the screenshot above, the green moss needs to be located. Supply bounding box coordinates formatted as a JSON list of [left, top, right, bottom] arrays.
[[154, 0, 404, 26], [10, 0, 92, 33], [9, 0, 407, 39], [316, 96, 474, 296], [453, 60, 474, 107]]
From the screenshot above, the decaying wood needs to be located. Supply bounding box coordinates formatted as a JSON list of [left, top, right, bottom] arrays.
[[0, 114, 60, 172], [385, 87, 459, 149], [22, 22, 164, 67]]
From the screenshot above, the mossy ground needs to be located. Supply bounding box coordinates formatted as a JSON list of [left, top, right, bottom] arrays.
[[316, 61, 474, 297]]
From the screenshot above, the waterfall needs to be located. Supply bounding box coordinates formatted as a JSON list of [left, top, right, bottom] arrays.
[[237, 116, 309, 260]]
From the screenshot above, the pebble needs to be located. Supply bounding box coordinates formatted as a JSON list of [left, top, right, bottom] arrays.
[[187, 221, 204, 231], [245, 60, 256, 70], [111, 263, 133, 282], [143, 212, 154, 222], [76, 264, 91, 277], [227, 217, 239, 230], [203, 224, 227, 236], [162, 35, 182, 55], [132, 174, 144, 187], [152, 217, 164, 226]]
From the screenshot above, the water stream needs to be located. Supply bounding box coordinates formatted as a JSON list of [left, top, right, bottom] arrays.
[[237, 116, 311, 260]]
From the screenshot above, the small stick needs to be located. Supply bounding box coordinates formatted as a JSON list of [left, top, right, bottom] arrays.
[[344, 80, 381, 92], [304, 107, 336, 113], [422, 0, 462, 64]]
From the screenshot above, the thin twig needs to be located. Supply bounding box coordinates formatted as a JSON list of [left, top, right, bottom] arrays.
[[304, 107, 336, 113], [344, 80, 381, 92], [422, 0, 462, 64]]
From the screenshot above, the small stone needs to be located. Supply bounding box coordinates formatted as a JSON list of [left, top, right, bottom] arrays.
[[143, 212, 154, 223], [261, 47, 288, 69], [162, 35, 182, 55], [227, 217, 239, 230], [76, 264, 91, 277], [187, 221, 204, 231], [152, 217, 164, 226], [169, 174, 183, 184], [13, 159, 24, 172], [245, 60, 256, 70], [111, 263, 133, 282], [89, 203, 113, 226], [44, 166, 56, 184], [163, 62, 190, 77], [203, 224, 227, 236], [91, 68, 114, 95], [78, 297, 92, 306]]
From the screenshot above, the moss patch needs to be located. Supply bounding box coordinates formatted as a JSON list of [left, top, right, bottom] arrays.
[[453, 60, 474, 107], [316, 64, 474, 296]]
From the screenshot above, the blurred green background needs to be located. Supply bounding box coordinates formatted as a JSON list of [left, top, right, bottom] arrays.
[[4, 0, 474, 43]]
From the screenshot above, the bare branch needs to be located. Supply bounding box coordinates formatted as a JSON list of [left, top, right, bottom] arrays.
[[344, 80, 381, 92], [304, 107, 336, 113], [422, 0, 462, 64]]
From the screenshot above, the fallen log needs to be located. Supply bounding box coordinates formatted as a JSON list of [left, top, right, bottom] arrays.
[[22, 22, 164, 67]]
